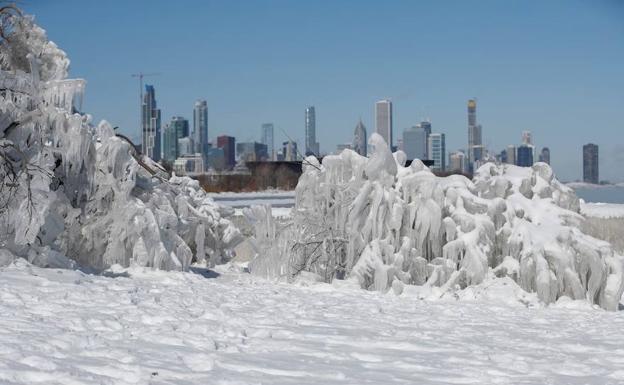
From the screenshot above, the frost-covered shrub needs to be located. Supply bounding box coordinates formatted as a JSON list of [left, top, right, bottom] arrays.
[[248, 133, 624, 310], [0, 13, 240, 270]]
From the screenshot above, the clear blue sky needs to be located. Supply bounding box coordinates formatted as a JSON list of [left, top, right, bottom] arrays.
[[25, 0, 624, 181]]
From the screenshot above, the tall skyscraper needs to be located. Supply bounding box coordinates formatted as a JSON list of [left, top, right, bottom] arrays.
[[522, 130, 533, 145], [353, 119, 367, 156], [162, 123, 177, 162], [402, 125, 428, 160], [261, 123, 275, 160], [142, 84, 161, 161], [517, 144, 534, 167], [162, 116, 190, 161], [506, 145, 517, 165], [428, 133, 446, 171], [404, 121, 431, 160], [583, 143, 599, 184], [375, 99, 393, 148], [305, 106, 319, 155], [217, 135, 236, 169], [467, 99, 482, 170], [539, 147, 550, 165], [193, 100, 208, 156]]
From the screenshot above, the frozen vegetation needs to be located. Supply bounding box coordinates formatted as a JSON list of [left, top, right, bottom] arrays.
[[0, 12, 240, 271], [247, 134, 624, 310]]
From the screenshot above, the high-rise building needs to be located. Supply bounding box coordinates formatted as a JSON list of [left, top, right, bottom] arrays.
[[283, 140, 298, 161], [142, 84, 161, 161], [427, 133, 446, 171], [217, 135, 236, 169], [539, 147, 550, 165], [467, 99, 483, 170], [517, 144, 534, 167], [206, 147, 225, 170], [402, 124, 429, 160], [237, 142, 268, 162], [449, 151, 467, 173], [583, 143, 599, 184], [353, 119, 367, 157], [305, 106, 319, 155], [163, 116, 190, 162], [261, 123, 275, 160], [506, 145, 517, 165], [193, 100, 208, 156], [177, 137, 194, 157], [522, 130, 533, 145], [162, 123, 177, 162], [375, 99, 393, 148]]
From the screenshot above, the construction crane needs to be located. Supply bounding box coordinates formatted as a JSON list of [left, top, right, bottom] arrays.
[[131, 72, 161, 145]]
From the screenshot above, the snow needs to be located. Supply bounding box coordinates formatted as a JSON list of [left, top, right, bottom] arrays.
[[0, 14, 241, 271], [581, 202, 624, 219], [1, 259, 623, 385], [246, 135, 624, 310]]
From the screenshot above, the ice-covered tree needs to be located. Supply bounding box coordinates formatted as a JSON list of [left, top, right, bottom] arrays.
[[248, 133, 624, 310], [0, 9, 241, 270]]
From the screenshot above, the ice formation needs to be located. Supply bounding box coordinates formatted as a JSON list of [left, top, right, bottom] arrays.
[[0, 13, 240, 270], [248, 133, 624, 310]]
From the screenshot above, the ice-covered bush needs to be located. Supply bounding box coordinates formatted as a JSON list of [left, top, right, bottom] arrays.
[[0, 12, 240, 270], [248, 133, 624, 310]]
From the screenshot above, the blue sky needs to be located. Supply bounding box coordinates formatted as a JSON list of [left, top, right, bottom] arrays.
[[25, 0, 624, 181]]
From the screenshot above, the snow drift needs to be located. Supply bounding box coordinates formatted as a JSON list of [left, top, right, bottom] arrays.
[[0, 13, 240, 270], [247, 133, 624, 310]]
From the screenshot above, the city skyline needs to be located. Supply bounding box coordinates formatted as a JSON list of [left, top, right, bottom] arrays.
[[26, 0, 624, 181]]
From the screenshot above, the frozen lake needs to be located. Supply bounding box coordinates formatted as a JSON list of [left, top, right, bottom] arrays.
[[570, 185, 624, 204]]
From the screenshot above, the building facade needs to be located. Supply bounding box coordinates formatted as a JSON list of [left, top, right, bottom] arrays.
[[282, 140, 298, 161], [402, 124, 428, 160], [517, 144, 534, 167], [506, 145, 517, 165], [375, 99, 393, 148], [305, 106, 319, 155], [427, 133, 445, 171], [467, 99, 482, 171], [237, 142, 268, 162], [141, 84, 161, 161], [583, 143, 599, 184], [217, 135, 236, 169], [353, 119, 367, 157], [539, 147, 550, 164], [261, 123, 275, 160], [193, 100, 208, 157], [449, 151, 467, 173]]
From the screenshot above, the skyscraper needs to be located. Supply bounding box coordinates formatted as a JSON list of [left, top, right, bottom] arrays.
[[353, 119, 367, 156], [162, 116, 190, 162], [402, 125, 428, 160], [428, 133, 445, 171], [506, 145, 517, 165], [261, 123, 275, 160], [583, 143, 599, 184], [449, 151, 467, 173], [375, 99, 393, 148], [467, 99, 482, 170], [217, 135, 236, 169], [517, 144, 534, 167], [539, 147, 550, 165], [283, 140, 298, 161], [193, 100, 208, 156], [142, 84, 161, 161], [305, 106, 319, 156]]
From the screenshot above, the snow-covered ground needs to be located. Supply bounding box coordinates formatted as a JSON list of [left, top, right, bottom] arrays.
[[1, 259, 624, 385], [581, 202, 624, 219]]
